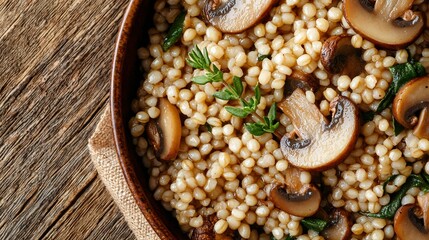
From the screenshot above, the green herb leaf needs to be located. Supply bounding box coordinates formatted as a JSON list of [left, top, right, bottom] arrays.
[[258, 54, 271, 61], [376, 62, 427, 113], [268, 103, 277, 123], [393, 118, 405, 136], [206, 66, 224, 82], [225, 106, 250, 118], [162, 11, 186, 51], [363, 174, 429, 219], [245, 122, 266, 136], [244, 103, 279, 136], [187, 45, 211, 70], [192, 75, 212, 85], [232, 76, 243, 96], [301, 218, 328, 232], [213, 89, 237, 100]]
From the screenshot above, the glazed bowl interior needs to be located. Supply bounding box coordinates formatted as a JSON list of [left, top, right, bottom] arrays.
[[111, 0, 187, 239]]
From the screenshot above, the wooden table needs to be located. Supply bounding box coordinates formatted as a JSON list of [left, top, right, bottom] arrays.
[[0, 1, 135, 239]]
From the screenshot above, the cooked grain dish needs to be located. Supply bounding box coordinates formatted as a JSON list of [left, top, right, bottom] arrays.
[[129, 0, 429, 239]]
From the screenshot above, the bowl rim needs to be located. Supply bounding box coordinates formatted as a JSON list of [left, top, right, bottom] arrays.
[[110, 0, 177, 239]]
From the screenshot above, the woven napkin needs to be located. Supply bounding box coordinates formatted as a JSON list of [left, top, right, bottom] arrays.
[[88, 106, 160, 240]]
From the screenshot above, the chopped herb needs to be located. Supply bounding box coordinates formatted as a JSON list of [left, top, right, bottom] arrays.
[[245, 103, 280, 136], [363, 173, 429, 219], [162, 11, 186, 51], [258, 54, 271, 61], [376, 61, 426, 113], [301, 218, 328, 232]]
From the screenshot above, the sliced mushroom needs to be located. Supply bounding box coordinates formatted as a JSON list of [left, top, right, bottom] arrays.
[[321, 35, 364, 78], [392, 76, 429, 139], [146, 98, 181, 161], [269, 182, 321, 217], [278, 88, 359, 171], [201, 0, 278, 33], [394, 204, 429, 239], [321, 208, 352, 240], [417, 192, 429, 231], [343, 0, 425, 49], [284, 71, 319, 97]]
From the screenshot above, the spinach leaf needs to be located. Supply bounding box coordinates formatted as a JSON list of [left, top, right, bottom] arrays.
[[363, 173, 429, 219], [376, 62, 426, 113], [301, 218, 328, 232]]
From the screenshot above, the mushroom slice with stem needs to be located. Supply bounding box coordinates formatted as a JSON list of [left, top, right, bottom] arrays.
[[201, 0, 278, 33], [146, 98, 182, 161], [278, 88, 359, 171], [321, 35, 364, 78], [321, 208, 352, 240], [343, 0, 424, 49], [268, 182, 321, 217], [392, 76, 429, 139], [394, 203, 429, 239]]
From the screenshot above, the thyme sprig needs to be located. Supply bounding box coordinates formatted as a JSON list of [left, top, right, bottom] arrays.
[[186, 45, 280, 136]]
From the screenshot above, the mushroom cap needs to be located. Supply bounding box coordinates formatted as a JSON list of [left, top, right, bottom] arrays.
[[321, 208, 352, 240], [321, 35, 364, 78], [343, 0, 424, 49], [392, 76, 429, 137], [146, 98, 181, 161], [269, 182, 321, 217], [394, 204, 429, 240], [202, 0, 278, 33], [279, 89, 359, 171]]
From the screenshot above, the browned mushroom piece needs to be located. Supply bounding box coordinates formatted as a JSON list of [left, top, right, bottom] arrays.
[[284, 71, 319, 97], [417, 192, 429, 231], [343, 0, 425, 49], [201, 0, 278, 33], [392, 76, 429, 139], [394, 203, 429, 239], [321, 208, 352, 240], [146, 98, 182, 161], [278, 88, 360, 171], [321, 35, 364, 78], [269, 182, 321, 217]]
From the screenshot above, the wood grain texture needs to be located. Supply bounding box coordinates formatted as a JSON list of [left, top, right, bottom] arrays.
[[0, 0, 135, 239]]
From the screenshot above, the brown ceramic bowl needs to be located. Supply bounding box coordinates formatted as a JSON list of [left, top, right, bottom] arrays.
[[111, 0, 187, 239]]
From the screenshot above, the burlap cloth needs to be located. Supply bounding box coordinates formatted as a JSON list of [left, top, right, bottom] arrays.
[[88, 106, 160, 240]]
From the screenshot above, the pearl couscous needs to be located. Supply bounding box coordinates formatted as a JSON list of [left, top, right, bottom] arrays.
[[129, 0, 429, 239]]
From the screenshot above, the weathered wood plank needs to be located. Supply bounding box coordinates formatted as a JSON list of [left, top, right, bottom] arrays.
[[0, 0, 136, 239]]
